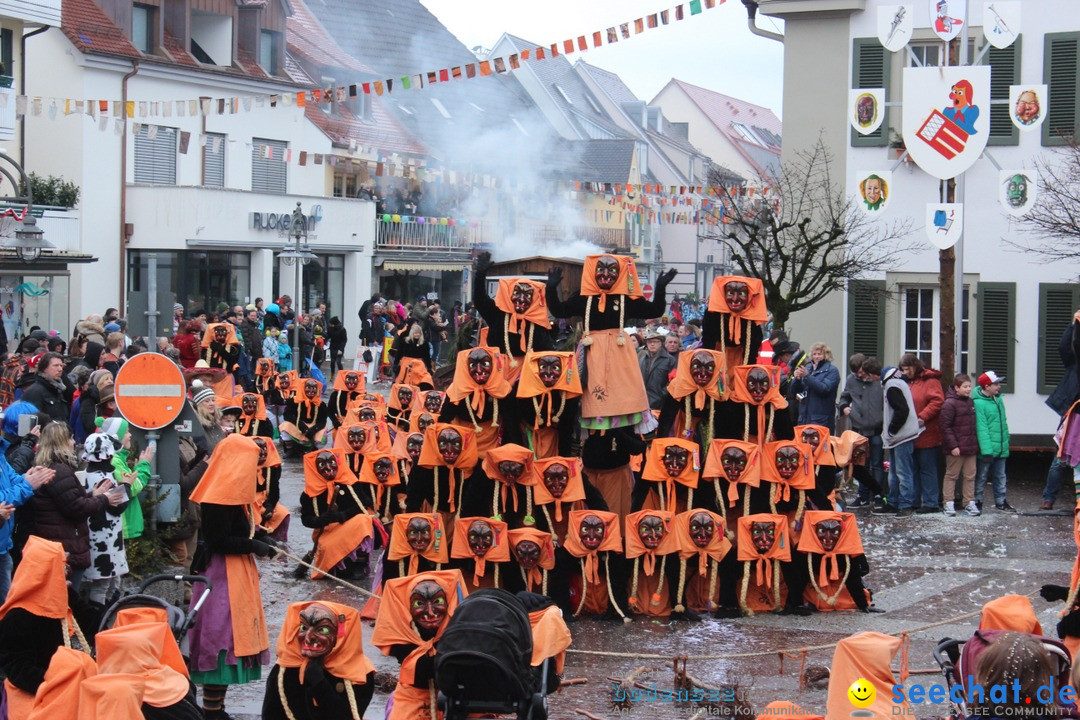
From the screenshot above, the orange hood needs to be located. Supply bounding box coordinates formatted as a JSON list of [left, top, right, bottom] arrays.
[[257, 436, 281, 469], [761, 440, 816, 504], [703, 439, 762, 507], [641, 437, 701, 503], [666, 349, 727, 409], [357, 450, 402, 511], [301, 447, 358, 501], [335, 422, 389, 456], [706, 276, 768, 345], [389, 383, 420, 413], [95, 622, 190, 707], [729, 364, 787, 408], [674, 509, 732, 572], [275, 601, 375, 685], [391, 430, 426, 466], [254, 357, 275, 377], [562, 509, 623, 585], [76, 675, 145, 720], [27, 648, 98, 720], [979, 594, 1044, 635], [233, 391, 268, 421], [445, 347, 512, 417], [332, 369, 367, 394], [530, 456, 585, 523], [274, 370, 299, 399], [736, 513, 792, 591], [451, 517, 511, 585], [293, 378, 324, 411], [494, 278, 551, 353], [830, 430, 869, 467], [0, 536, 69, 621], [516, 351, 582, 399], [624, 510, 679, 576], [418, 423, 478, 472], [410, 390, 445, 417], [796, 511, 864, 590], [189, 434, 260, 506], [409, 411, 440, 435], [199, 322, 240, 348], [508, 528, 557, 591], [396, 358, 433, 388], [794, 425, 836, 467], [826, 632, 912, 720], [581, 254, 641, 312], [481, 444, 535, 514], [387, 513, 449, 575]]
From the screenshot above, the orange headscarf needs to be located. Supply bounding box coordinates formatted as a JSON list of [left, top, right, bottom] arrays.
[[481, 444, 534, 514], [334, 423, 380, 457], [388, 513, 449, 576], [311, 513, 374, 579], [527, 606, 572, 675], [580, 254, 641, 312], [418, 423, 478, 513], [410, 390, 445, 417], [27, 648, 97, 720], [391, 430, 425, 469], [830, 430, 869, 467], [389, 384, 420, 413], [736, 513, 792, 589], [409, 411, 440, 435], [357, 450, 402, 512], [199, 322, 240, 348], [451, 517, 511, 586], [113, 607, 169, 627], [255, 357, 275, 378], [95, 623, 190, 707], [348, 392, 387, 411], [755, 701, 824, 720], [372, 570, 468, 686], [761, 440, 815, 504], [257, 436, 282, 469], [706, 276, 768, 346], [275, 601, 375, 684], [396, 358, 433, 388], [99, 620, 187, 678], [445, 347, 512, 418], [826, 632, 912, 720], [794, 425, 836, 467], [332, 369, 366, 394], [232, 391, 268, 420], [666, 348, 726, 410], [274, 370, 299, 400], [979, 594, 1044, 635], [703, 439, 762, 507], [624, 510, 678, 576], [796, 511, 864, 590], [530, 456, 585, 523], [493, 278, 552, 353], [674, 509, 732, 573], [641, 437, 701, 507], [516, 351, 583, 428], [301, 447, 357, 502], [508, 528, 557, 592], [189, 434, 261, 506], [76, 675, 145, 720], [562, 510, 623, 585], [293, 378, 324, 411], [0, 536, 69, 622], [729, 364, 786, 408]]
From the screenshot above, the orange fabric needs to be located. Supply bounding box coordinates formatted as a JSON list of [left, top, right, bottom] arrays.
[[95, 623, 189, 707], [301, 447, 358, 501], [410, 391, 445, 417], [702, 439, 762, 507], [332, 370, 366, 394], [396, 358, 433, 388], [794, 424, 837, 467], [75, 674, 145, 720], [481, 444, 534, 514], [585, 465, 633, 520], [494, 278, 552, 352], [979, 594, 1044, 635], [189, 434, 260, 506], [0, 536, 68, 621], [705, 276, 768, 346], [392, 431, 425, 466], [624, 510, 678, 576], [530, 456, 585, 523], [674, 509, 732, 573], [409, 411, 440, 435], [516, 351, 582, 399], [830, 430, 869, 467], [388, 683, 439, 720], [508, 528, 557, 592], [357, 451, 403, 512], [388, 513, 449, 576], [311, 513, 374, 579], [580, 254, 641, 312], [293, 379, 324, 412], [666, 349, 726, 409], [827, 632, 913, 720], [527, 606, 571, 674], [372, 570, 468, 686], [275, 601, 375, 684], [231, 392, 268, 435], [451, 517, 510, 586], [5, 680, 34, 720], [445, 347, 512, 418], [274, 370, 299, 400], [254, 357, 275, 377], [26, 648, 97, 720], [562, 510, 622, 585], [729, 364, 786, 408], [418, 423, 478, 472], [199, 322, 240, 348], [640, 438, 701, 507], [389, 384, 420, 413], [578, 329, 650, 420], [348, 392, 387, 410], [761, 441, 816, 504], [114, 607, 168, 627], [257, 437, 282, 469], [343, 403, 385, 427], [756, 701, 824, 720], [796, 511, 864, 589], [736, 513, 791, 590], [263, 503, 290, 534], [225, 553, 269, 657], [99, 620, 186, 677]]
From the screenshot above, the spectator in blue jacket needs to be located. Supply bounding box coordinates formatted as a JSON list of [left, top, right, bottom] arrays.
[[0, 439, 53, 600], [1, 401, 41, 474], [790, 342, 841, 432]]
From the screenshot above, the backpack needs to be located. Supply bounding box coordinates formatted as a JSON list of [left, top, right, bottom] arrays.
[[0, 357, 25, 408]]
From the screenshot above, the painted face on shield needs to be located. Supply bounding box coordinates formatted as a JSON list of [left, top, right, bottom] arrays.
[[466, 520, 494, 557], [579, 514, 606, 551], [496, 460, 526, 483], [775, 446, 801, 480], [242, 394, 259, 415], [662, 446, 690, 478], [511, 282, 535, 314], [358, 406, 377, 422], [253, 437, 268, 465], [637, 515, 666, 550], [397, 386, 414, 408], [689, 511, 715, 549], [750, 521, 776, 554], [409, 580, 448, 637], [724, 281, 750, 313], [800, 428, 821, 452], [424, 392, 443, 414], [406, 434, 424, 462], [594, 255, 619, 290], [373, 457, 394, 484], [537, 355, 562, 388], [689, 351, 716, 387], [315, 451, 338, 481], [346, 427, 367, 452], [746, 368, 771, 403], [304, 380, 320, 400], [213, 325, 228, 344], [851, 444, 869, 466], [514, 540, 541, 571], [343, 372, 360, 391], [542, 463, 570, 498], [467, 348, 493, 386], [856, 95, 875, 125], [1007, 174, 1029, 208], [297, 603, 339, 659], [437, 428, 463, 464], [721, 447, 748, 482], [406, 517, 432, 552], [416, 414, 435, 433], [815, 519, 842, 553]]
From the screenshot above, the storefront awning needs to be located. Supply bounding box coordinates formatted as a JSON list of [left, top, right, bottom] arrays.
[[382, 261, 468, 272]]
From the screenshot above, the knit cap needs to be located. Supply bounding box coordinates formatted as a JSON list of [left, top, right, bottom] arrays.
[[190, 380, 216, 406], [97, 416, 130, 444]]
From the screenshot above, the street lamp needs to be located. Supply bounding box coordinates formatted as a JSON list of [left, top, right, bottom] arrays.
[[12, 214, 53, 263], [0, 153, 54, 263], [277, 202, 317, 367]]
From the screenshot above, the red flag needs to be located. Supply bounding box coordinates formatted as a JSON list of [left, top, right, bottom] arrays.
[[563, 39, 574, 54], [521, 49, 530, 60], [296, 92, 306, 107], [535, 47, 545, 60], [577, 36, 587, 51], [550, 43, 559, 57], [466, 63, 476, 78], [593, 31, 603, 47], [479, 60, 492, 76], [440, 68, 449, 82], [647, 14, 658, 28], [362, 82, 371, 94]]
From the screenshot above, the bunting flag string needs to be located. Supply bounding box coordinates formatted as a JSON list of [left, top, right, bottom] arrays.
[[1, 0, 725, 121]]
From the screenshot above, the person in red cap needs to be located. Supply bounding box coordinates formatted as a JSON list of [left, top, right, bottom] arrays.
[[973, 370, 1014, 512]]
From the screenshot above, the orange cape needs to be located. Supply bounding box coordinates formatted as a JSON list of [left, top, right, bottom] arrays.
[[796, 511, 864, 589], [445, 347, 512, 417], [756, 701, 824, 720], [312, 513, 374, 579], [301, 447, 358, 502], [666, 349, 726, 410], [255, 357, 275, 377], [27, 648, 97, 720], [387, 513, 449, 576], [826, 632, 912, 720], [508, 528, 557, 591], [332, 369, 367, 394], [703, 439, 762, 506], [674, 509, 732, 573], [95, 623, 190, 707], [0, 536, 69, 621], [794, 424, 837, 467], [979, 594, 1044, 635], [830, 430, 869, 467], [640, 437, 701, 506], [530, 456, 585, 523], [451, 517, 511, 585], [527, 606, 572, 674], [396, 358, 433, 388], [761, 441, 816, 503], [705, 276, 768, 346], [76, 675, 145, 720], [371, 570, 468, 686], [494, 278, 551, 353], [389, 383, 420, 413], [199, 322, 241, 348], [581, 254, 641, 312], [562, 510, 623, 585], [516, 351, 582, 429], [736, 513, 792, 589], [275, 601, 375, 684], [624, 510, 678, 576], [357, 450, 403, 511], [481, 444, 534, 514], [410, 391, 445, 417], [188, 434, 258, 506], [292, 379, 324, 412], [418, 423, 479, 513]]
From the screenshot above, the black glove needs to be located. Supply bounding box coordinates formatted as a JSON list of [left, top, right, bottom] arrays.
[[1041, 584, 1070, 603], [547, 266, 564, 288], [475, 251, 493, 274], [211, 341, 226, 354], [251, 540, 277, 558], [657, 268, 678, 288], [1058, 609, 1080, 639], [324, 511, 348, 525]]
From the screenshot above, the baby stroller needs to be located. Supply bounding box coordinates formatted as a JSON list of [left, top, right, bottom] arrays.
[[98, 573, 211, 659], [933, 629, 1072, 718], [435, 589, 551, 720]]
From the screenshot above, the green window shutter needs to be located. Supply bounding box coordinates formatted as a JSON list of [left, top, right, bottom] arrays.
[[1043, 32, 1080, 147], [851, 38, 890, 148], [985, 35, 1021, 146], [976, 282, 1016, 393], [1037, 283, 1080, 394], [847, 279, 886, 359]]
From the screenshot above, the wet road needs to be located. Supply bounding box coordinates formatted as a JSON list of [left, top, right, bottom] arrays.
[[215, 444, 1072, 719]]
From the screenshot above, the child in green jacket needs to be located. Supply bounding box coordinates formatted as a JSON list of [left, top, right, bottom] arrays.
[[98, 416, 156, 539], [973, 371, 1015, 513]]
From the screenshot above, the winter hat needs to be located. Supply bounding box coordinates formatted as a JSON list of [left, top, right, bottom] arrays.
[[190, 380, 216, 407], [97, 416, 129, 444], [244, 304, 257, 312], [173, 303, 184, 312], [97, 387, 115, 406], [881, 366, 898, 383], [84, 431, 119, 463], [104, 323, 121, 334], [977, 370, 1005, 388]]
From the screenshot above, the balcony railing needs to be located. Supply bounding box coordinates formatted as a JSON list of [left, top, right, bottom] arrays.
[[375, 218, 486, 254]]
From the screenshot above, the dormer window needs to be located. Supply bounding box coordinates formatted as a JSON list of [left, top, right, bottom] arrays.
[[259, 30, 279, 74], [191, 11, 232, 66], [132, 4, 156, 54]]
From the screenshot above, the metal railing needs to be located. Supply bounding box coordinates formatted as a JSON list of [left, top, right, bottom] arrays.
[[374, 218, 486, 254]]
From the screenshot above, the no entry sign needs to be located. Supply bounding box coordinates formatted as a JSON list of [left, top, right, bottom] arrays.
[[114, 353, 187, 430], [642, 284, 654, 301]]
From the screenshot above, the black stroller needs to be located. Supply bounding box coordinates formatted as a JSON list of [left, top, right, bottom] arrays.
[[98, 573, 212, 658], [435, 589, 552, 720]]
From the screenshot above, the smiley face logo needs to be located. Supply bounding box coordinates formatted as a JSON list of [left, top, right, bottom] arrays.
[[847, 678, 875, 709]]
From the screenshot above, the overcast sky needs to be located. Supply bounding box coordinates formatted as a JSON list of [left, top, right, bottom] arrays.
[[420, 0, 786, 117]]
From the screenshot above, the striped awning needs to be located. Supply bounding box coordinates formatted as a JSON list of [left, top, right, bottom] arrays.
[[382, 261, 467, 272]]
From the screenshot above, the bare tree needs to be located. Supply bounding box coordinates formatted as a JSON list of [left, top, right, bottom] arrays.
[[700, 138, 913, 328], [1015, 141, 1080, 269]]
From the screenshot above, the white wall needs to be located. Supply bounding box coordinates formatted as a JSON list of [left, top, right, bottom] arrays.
[[650, 85, 759, 181]]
